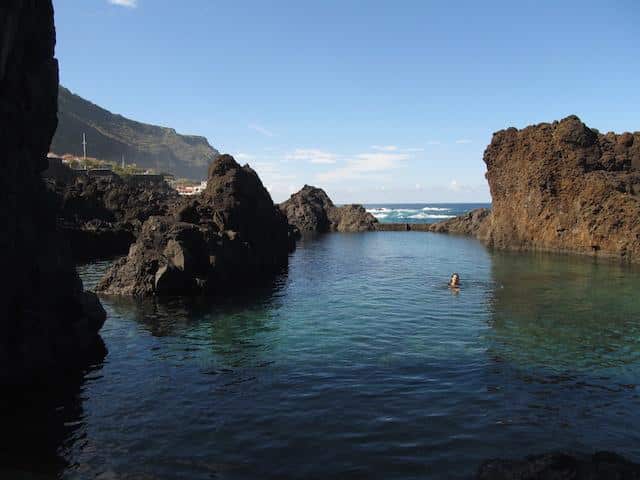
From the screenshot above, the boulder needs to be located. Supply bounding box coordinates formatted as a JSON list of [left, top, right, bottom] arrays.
[[0, 0, 105, 385], [280, 185, 378, 233], [96, 155, 295, 296]]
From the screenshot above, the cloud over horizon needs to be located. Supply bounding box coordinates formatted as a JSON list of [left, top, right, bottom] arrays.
[[248, 123, 274, 137], [108, 0, 138, 8], [286, 149, 337, 164]]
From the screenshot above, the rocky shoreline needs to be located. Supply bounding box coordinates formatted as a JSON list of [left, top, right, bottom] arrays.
[[46, 173, 178, 262]]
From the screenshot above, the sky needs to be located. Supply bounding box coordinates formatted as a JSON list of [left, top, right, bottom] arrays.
[[53, 0, 639, 203]]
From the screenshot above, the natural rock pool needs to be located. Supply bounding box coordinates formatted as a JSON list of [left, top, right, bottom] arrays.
[[5, 232, 640, 479]]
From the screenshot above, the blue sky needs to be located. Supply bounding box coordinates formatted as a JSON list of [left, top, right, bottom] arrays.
[[53, 0, 639, 203]]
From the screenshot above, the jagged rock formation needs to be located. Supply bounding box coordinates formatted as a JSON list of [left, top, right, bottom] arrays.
[[480, 115, 640, 261], [280, 185, 378, 233], [476, 451, 640, 479], [49, 174, 179, 261], [96, 155, 296, 296], [51, 86, 220, 179], [0, 0, 105, 384]]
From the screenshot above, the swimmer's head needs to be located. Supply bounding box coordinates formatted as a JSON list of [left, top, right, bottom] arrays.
[[450, 273, 460, 286]]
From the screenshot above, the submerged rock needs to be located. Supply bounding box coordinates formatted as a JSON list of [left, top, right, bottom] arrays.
[[476, 451, 640, 479], [0, 0, 105, 384], [96, 155, 295, 296], [481, 115, 640, 261], [280, 185, 378, 233]]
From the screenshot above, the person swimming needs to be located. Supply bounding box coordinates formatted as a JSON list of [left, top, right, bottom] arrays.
[[448, 272, 460, 288]]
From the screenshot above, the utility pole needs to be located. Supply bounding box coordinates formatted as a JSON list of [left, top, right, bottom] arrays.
[[122, 155, 125, 169], [82, 133, 87, 160]]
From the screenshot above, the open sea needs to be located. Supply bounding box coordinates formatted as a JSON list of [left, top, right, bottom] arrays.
[[365, 203, 490, 223], [3, 220, 640, 479]]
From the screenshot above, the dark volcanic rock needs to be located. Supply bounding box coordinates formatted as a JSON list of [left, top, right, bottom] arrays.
[[50, 174, 178, 261], [429, 208, 491, 236], [0, 0, 105, 384], [280, 185, 378, 233], [481, 115, 640, 261], [96, 155, 295, 296], [476, 452, 640, 480]]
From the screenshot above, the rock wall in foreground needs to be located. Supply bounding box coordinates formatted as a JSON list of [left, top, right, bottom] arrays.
[[0, 0, 105, 384], [280, 185, 378, 233], [481, 115, 640, 261]]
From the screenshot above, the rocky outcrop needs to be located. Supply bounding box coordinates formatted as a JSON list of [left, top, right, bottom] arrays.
[[476, 452, 640, 479], [96, 155, 295, 296], [280, 185, 378, 233], [49, 174, 179, 261], [429, 208, 491, 236], [0, 0, 105, 384], [481, 115, 640, 261]]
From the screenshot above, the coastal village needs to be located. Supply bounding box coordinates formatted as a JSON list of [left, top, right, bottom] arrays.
[[44, 142, 208, 196]]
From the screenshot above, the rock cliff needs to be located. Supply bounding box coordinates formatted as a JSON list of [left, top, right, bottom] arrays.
[[280, 185, 378, 233], [481, 115, 640, 261], [96, 155, 296, 296], [0, 0, 105, 384]]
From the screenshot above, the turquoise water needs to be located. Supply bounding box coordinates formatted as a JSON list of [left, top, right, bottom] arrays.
[[365, 203, 490, 223], [5, 232, 640, 479]]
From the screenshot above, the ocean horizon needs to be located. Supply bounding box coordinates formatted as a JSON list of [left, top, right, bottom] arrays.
[[363, 203, 491, 224]]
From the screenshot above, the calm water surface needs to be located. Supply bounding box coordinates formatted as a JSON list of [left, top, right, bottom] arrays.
[[6, 232, 640, 479]]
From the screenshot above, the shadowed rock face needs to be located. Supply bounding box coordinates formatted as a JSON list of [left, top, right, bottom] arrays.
[[49, 175, 179, 262], [0, 0, 105, 384], [96, 155, 296, 296], [476, 452, 640, 479], [280, 185, 378, 233], [482, 115, 640, 261]]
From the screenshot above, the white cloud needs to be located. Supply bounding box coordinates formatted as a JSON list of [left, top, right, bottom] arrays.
[[286, 148, 337, 164], [248, 123, 274, 137], [371, 145, 398, 152], [449, 179, 460, 191], [235, 152, 254, 161], [317, 152, 409, 182], [455, 139, 472, 144], [251, 161, 298, 201], [108, 0, 137, 7]]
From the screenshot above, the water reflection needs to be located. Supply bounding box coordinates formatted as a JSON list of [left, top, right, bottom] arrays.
[[487, 251, 640, 376], [0, 343, 106, 479]]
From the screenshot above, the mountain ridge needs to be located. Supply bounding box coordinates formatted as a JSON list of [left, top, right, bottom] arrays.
[[51, 86, 219, 179]]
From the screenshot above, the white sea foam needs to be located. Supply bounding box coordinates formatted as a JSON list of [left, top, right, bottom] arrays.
[[371, 213, 388, 219], [408, 213, 455, 219], [421, 207, 450, 212]]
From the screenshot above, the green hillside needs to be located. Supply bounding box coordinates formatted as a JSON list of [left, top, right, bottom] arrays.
[[51, 86, 219, 179]]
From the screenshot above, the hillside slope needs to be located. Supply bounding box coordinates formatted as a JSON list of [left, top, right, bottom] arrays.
[[51, 86, 219, 179]]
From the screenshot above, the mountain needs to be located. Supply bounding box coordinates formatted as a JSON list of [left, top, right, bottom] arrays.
[[50, 86, 219, 179]]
